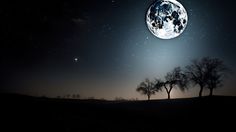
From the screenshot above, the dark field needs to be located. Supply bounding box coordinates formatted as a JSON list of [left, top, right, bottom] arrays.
[[1, 94, 236, 132]]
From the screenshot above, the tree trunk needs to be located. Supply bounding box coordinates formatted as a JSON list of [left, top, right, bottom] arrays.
[[167, 92, 171, 100], [164, 86, 170, 100], [167, 86, 173, 100], [209, 88, 213, 96], [147, 95, 150, 101], [199, 86, 203, 98]]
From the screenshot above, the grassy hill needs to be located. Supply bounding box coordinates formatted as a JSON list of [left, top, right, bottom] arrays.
[[1, 93, 236, 132]]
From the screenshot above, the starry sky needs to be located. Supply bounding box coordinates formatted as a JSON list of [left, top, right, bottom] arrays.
[[1, 0, 236, 99]]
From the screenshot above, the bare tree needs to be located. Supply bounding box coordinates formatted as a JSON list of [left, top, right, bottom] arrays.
[[186, 57, 229, 97], [204, 58, 229, 96], [185, 58, 209, 97], [136, 78, 156, 100], [66, 94, 71, 99], [76, 94, 80, 99], [162, 67, 188, 99]]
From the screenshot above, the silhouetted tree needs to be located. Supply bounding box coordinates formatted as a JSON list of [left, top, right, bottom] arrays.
[[76, 94, 80, 99], [66, 94, 71, 98], [162, 67, 188, 99], [204, 58, 229, 96], [136, 78, 156, 100], [185, 58, 209, 97], [186, 57, 229, 97]]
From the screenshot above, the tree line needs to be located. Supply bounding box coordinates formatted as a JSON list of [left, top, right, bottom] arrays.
[[136, 57, 230, 100]]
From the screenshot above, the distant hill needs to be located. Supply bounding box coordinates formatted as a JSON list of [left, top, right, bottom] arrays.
[[1, 93, 236, 132]]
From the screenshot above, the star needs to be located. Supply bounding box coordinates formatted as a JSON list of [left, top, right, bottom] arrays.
[[74, 57, 79, 62]]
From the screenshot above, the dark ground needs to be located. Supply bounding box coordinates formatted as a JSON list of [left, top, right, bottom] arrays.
[[1, 94, 236, 132]]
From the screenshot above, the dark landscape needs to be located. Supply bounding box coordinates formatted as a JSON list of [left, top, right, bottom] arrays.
[[1, 1, 236, 131], [1, 93, 236, 132]]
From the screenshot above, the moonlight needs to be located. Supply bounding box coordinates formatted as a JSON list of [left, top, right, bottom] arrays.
[[146, 0, 188, 39]]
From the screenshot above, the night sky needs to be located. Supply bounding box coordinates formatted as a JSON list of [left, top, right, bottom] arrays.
[[1, 0, 236, 100]]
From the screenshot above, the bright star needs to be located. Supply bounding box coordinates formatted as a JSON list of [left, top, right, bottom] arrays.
[[74, 58, 78, 62]]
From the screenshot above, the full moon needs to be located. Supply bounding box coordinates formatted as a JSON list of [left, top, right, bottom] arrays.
[[146, 0, 188, 39]]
